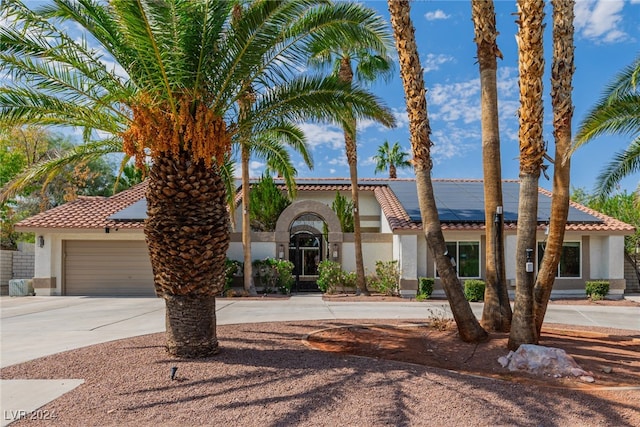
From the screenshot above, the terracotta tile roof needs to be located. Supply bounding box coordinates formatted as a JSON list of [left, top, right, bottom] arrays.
[[537, 187, 635, 233], [15, 178, 635, 235], [15, 181, 148, 231]]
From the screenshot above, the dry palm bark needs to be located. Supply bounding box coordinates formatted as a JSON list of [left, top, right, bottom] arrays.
[[387, 0, 487, 342], [146, 150, 229, 357], [339, 56, 369, 295], [472, 0, 512, 332], [534, 0, 575, 335], [508, 0, 546, 350]]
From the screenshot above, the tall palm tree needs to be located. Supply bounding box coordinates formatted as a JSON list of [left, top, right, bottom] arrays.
[[471, 0, 511, 332], [572, 54, 640, 199], [373, 140, 411, 179], [387, 0, 487, 342], [308, 5, 394, 295], [533, 0, 575, 336], [0, 0, 394, 357], [508, 0, 546, 350]]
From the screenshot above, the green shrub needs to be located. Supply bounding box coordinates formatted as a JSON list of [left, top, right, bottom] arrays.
[[464, 279, 485, 302], [368, 260, 400, 296], [418, 277, 434, 299], [253, 258, 294, 294], [317, 260, 356, 294], [223, 259, 243, 294], [585, 280, 609, 300]]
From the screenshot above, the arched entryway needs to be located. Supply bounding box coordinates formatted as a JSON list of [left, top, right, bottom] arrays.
[[275, 200, 343, 293], [289, 214, 324, 291]]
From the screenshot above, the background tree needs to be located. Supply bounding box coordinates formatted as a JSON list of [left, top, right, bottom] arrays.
[[1, 0, 394, 357], [387, 0, 487, 342], [308, 5, 395, 296], [471, 0, 511, 333], [508, 0, 546, 350], [572, 188, 640, 279], [249, 174, 291, 232], [1, 126, 118, 249], [373, 140, 411, 179], [533, 0, 576, 336], [572, 54, 640, 199], [331, 191, 355, 232]]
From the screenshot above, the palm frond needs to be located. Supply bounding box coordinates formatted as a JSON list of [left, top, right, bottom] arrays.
[[251, 75, 395, 135], [574, 93, 640, 147], [594, 138, 640, 198]]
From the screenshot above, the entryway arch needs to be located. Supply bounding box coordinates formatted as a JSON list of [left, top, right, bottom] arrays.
[[275, 201, 343, 292]]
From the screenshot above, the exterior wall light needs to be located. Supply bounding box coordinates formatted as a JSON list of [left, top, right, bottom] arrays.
[[38, 235, 44, 248]]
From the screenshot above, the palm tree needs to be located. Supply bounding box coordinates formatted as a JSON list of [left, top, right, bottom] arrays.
[[471, 0, 511, 332], [0, 0, 394, 357], [386, 0, 487, 342], [508, 0, 546, 350], [572, 54, 640, 199], [533, 0, 575, 336], [373, 140, 411, 179], [308, 5, 394, 296]]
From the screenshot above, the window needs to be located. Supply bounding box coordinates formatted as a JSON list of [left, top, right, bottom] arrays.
[[437, 241, 481, 278], [537, 241, 581, 278]]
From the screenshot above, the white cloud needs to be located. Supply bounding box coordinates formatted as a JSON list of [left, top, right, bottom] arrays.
[[574, 0, 627, 43], [249, 160, 265, 177], [299, 123, 345, 150], [430, 125, 480, 165], [428, 79, 481, 124], [424, 10, 450, 21], [422, 53, 455, 73], [327, 155, 348, 167]]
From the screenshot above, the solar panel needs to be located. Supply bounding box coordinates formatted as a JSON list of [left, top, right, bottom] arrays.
[[107, 179, 604, 225], [387, 180, 603, 224], [109, 199, 147, 222]]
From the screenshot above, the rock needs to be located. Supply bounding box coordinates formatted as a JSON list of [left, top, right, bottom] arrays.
[[602, 366, 613, 374], [498, 344, 593, 381]]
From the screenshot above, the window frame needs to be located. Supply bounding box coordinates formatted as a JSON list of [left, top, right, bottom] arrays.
[[435, 241, 481, 279], [537, 240, 582, 279]]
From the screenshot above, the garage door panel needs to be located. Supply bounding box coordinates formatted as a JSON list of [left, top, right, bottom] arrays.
[[64, 240, 155, 296]]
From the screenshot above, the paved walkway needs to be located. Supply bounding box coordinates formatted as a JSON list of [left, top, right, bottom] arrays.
[[1, 294, 639, 426]]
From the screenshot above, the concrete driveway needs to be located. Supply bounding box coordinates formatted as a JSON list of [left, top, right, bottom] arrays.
[[2, 294, 639, 368], [1, 294, 639, 426]]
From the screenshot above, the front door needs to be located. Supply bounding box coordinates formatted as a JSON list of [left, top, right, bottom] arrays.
[[289, 232, 322, 292]]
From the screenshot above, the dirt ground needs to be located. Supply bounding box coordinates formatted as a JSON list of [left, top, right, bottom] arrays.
[[305, 321, 640, 390], [1, 316, 639, 426], [311, 294, 640, 391]]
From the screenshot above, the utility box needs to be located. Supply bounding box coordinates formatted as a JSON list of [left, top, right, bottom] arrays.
[[9, 279, 34, 296]]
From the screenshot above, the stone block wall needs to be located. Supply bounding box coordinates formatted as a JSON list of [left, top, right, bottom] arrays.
[[13, 251, 35, 279], [0, 250, 14, 295], [0, 244, 35, 295]]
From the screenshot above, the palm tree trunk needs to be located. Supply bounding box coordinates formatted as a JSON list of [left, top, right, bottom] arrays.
[[389, 164, 397, 179], [472, 0, 512, 332], [508, 174, 540, 349], [534, 0, 575, 335], [387, 0, 487, 342], [340, 57, 369, 296], [508, 0, 546, 350], [145, 149, 229, 358], [241, 144, 258, 296]]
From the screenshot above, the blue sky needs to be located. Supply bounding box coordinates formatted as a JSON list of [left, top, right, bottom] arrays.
[[4, 1, 639, 196], [272, 0, 639, 195]]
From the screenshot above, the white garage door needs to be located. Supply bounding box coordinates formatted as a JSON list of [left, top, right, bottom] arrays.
[[64, 240, 155, 296]]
